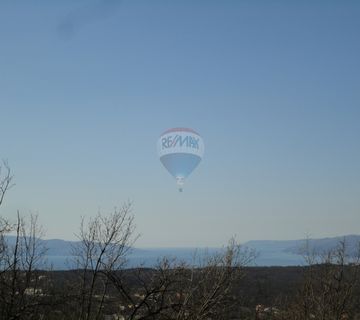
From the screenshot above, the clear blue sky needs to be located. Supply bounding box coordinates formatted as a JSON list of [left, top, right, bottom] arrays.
[[1, 1, 359, 247]]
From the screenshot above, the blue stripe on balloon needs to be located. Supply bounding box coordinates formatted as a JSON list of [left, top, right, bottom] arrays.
[[160, 153, 201, 179]]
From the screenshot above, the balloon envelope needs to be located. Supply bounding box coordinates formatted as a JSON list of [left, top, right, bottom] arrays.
[[157, 128, 204, 191]]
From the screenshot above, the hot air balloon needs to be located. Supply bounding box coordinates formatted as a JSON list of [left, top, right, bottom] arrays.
[[157, 128, 204, 192]]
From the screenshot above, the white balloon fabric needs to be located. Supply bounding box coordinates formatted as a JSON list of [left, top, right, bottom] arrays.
[[157, 128, 204, 192]]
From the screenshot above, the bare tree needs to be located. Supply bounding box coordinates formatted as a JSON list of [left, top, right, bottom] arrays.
[[70, 202, 137, 320], [0, 212, 48, 320], [0, 160, 14, 208], [284, 239, 360, 320], [0, 161, 14, 260], [68, 202, 256, 320], [170, 240, 255, 320], [102, 238, 255, 320]]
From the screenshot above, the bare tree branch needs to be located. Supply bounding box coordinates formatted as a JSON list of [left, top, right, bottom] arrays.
[[0, 160, 14, 207]]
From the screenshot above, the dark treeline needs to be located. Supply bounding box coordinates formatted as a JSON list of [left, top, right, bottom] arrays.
[[1, 162, 360, 319], [1, 262, 360, 319]]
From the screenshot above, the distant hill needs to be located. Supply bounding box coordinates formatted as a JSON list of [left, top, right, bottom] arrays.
[[244, 235, 360, 266], [282, 235, 360, 255], [3, 235, 360, 270], [244, 235, 360, 255]]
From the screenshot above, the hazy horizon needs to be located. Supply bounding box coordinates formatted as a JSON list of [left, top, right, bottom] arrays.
[[1, 1, 359, 247]]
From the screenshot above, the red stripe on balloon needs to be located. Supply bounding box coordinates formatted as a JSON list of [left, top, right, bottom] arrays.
[[161, 128, 200, 136]]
